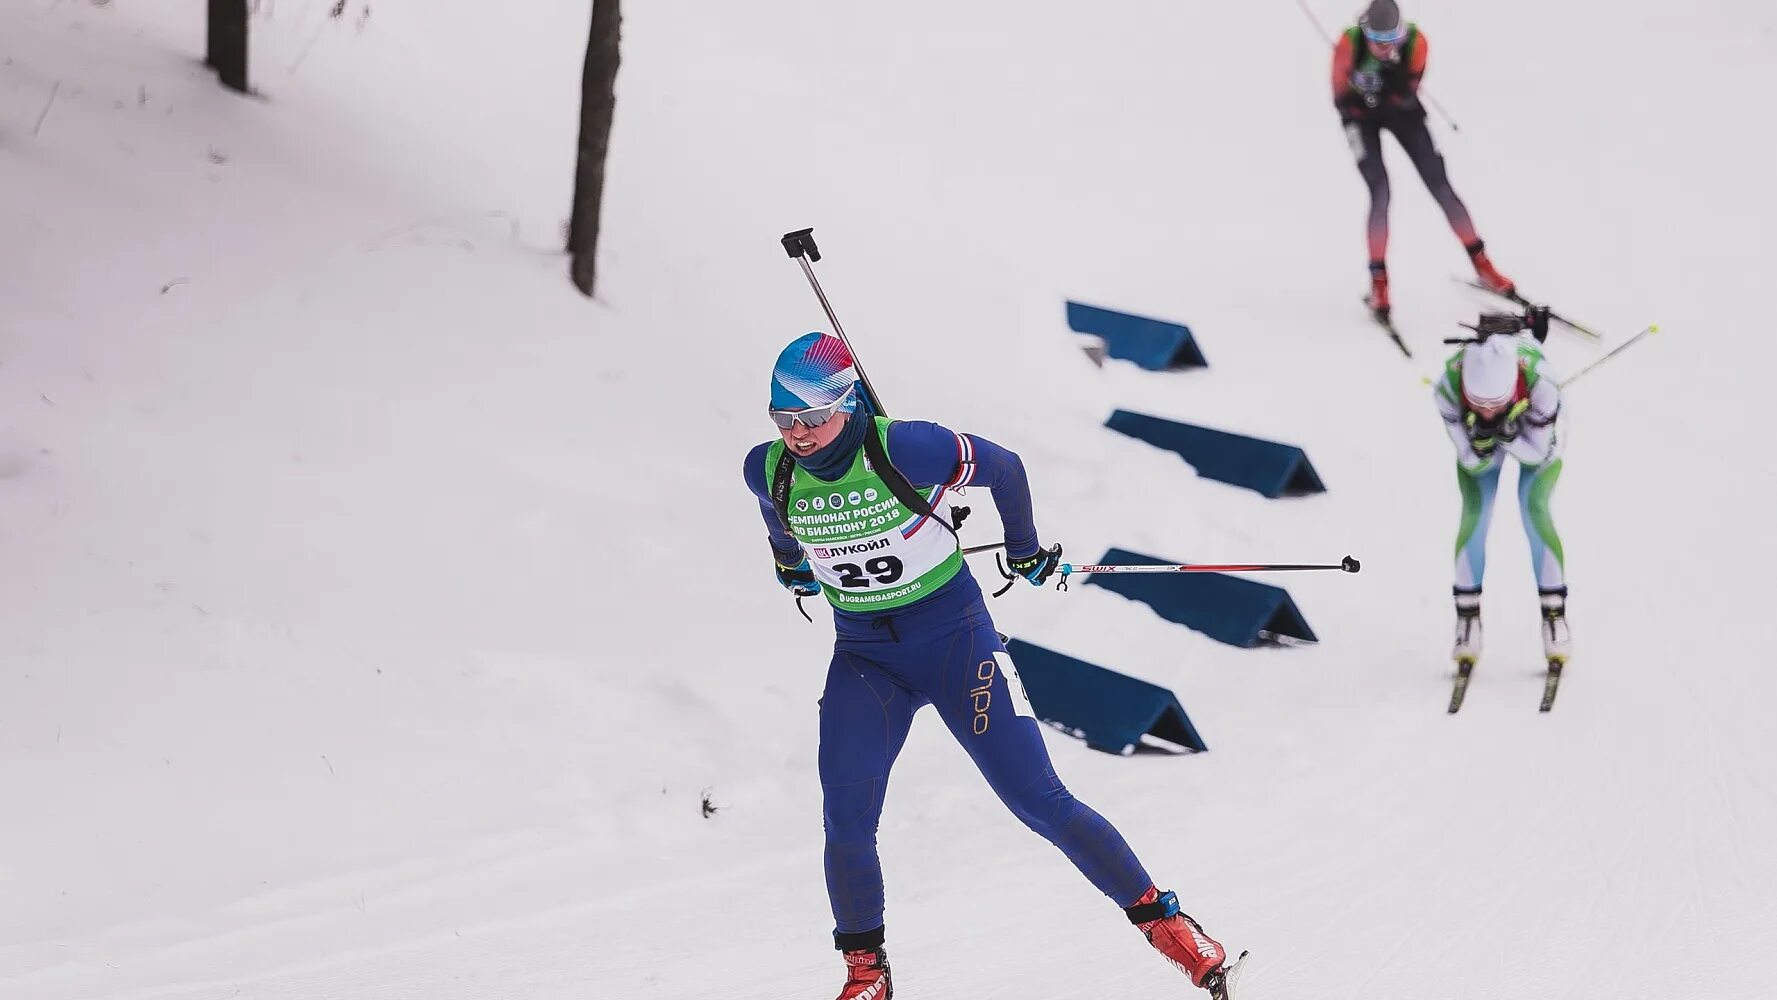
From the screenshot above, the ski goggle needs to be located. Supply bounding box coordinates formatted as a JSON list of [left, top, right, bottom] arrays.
[[1362, 22, 1407, 46], [769, 387, 855, 430]]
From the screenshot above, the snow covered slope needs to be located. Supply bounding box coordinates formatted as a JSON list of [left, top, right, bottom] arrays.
[[3, 0, 1775, 998]]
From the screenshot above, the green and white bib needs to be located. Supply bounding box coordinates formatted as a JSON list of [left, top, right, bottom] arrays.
[[766, 417, 964, 612]]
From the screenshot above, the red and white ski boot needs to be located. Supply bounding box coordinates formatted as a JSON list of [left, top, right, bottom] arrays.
[[832, 929, 892, 1000], [1126, 886, 1235, 995], [1467, 241, 1516, 297], [1366, 263, 1392, 319]]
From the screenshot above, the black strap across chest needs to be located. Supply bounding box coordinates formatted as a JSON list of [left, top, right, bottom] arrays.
[[769, 421, 961, 538]]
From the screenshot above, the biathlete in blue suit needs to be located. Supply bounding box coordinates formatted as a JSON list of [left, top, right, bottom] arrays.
[[743, 333, 1236, 1000]]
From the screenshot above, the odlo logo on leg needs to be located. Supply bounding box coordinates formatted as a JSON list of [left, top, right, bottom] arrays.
[[970, 659, 996, 734], [971, 652, 1037, 735]]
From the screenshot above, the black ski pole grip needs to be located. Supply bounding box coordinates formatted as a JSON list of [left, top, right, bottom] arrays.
[[1341, 555, 1362, 573], [781, 228, 822, 262], [991, 553, 1017, 598]]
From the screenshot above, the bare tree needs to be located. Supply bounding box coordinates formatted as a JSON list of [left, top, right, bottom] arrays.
[[568, 0, 621, 297], [206, 0, 249, 93]]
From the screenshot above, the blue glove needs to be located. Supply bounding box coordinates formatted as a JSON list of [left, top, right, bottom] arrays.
[[774, 552, 821, 597], [1006, 543, 1063, 587]]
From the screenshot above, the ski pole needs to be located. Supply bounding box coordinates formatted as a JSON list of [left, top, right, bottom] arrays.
[[780, 228, 887, 417], [1290, 0, 1337, 44], [1560, 325, 1659, 389], [962, 542, 1007, 556], [1421, 91, 1462, 133], [1055, 556, 1361, 590], [1062, 557, 1361, 576]]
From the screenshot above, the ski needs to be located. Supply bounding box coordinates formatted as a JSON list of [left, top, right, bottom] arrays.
[[1366, 300, 1412, 357], [1205, 950, 1250, 1000], [1539, 659, 1565, 713], [1452, 277, 1604, 340], [1448, 658, 1475, 714]]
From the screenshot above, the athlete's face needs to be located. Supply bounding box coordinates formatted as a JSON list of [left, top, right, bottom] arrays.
[[779, 408, 850, 457], [1366, 39, 1402, 62]]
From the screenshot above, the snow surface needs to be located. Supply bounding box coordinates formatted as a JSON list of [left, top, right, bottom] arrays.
[[3, 1, 1776, 998]]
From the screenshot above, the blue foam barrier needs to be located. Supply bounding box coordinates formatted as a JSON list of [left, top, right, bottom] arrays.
[[1085, 547, 1318, 647], [1066, 301, 1208, 371], [1105, 409, 1326, 499], [1003, 639, 1207, 756]]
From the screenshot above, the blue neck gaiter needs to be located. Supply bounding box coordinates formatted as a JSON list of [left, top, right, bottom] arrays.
[[795, 412, 870, 482]]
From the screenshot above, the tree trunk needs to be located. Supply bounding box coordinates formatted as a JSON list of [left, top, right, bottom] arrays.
[[568, 0, 622, 298], [207, 0, 250, 93]]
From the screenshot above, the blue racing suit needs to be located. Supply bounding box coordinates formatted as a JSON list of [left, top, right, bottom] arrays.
[[744, 417, 1154, 936]]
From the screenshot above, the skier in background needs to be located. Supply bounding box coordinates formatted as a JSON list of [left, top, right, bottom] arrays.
[[1433, 309, 1571, 669], [1334, 0, 1515, 320], [744, 332, 1238, 1000]]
